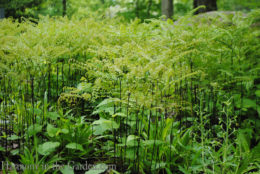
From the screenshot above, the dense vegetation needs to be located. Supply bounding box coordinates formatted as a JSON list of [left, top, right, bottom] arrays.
[[0, 1, 260, 174]]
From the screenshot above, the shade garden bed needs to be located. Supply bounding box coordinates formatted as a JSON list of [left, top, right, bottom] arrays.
[[0, 10, 260, 174]]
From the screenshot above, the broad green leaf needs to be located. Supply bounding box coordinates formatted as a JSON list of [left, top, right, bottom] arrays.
[[243, 98, 256, 108], [66, 143, 84, 151], [38, 142, 60, 156], [255, 90, 260, 97], [126, 135, 139, 146], [61, 128, 69, 134], [237, 130, 250, 152], [47, 112, 59, 121], [47, 124, 59, 137], [60, 165, 74, 174], [0, 146, 4, 151], [85, 163, 108, 174], [181, 129, 191, 146], [178, 166, 190, 174], [7, 135, 20, 141], [11, 149, 19, 156], [162, 118, 173, 140], [92, 118, 119, 134], [27, 124, 42, 136]]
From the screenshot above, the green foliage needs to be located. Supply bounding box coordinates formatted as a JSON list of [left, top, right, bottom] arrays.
[[218, 0, 260, 11], [38, 142, 60, 156], [0, 9, 260, 174], [85, 163, 108, 174]]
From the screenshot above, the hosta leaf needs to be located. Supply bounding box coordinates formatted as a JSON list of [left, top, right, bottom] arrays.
[[126, 135, 139, 146], [243, 98, 256, 108], [27, 124, 42, 136], [85, 163, 108, 174], [92, 118, 119, 133], [7, 134, 20, 141], [61, 165, 74, 174], [61, 128, 69, 134], [38, 142, 60, 156], [47, 112, 59, 121], [47, 124, 59, 137], [66, 143, 84, 151]]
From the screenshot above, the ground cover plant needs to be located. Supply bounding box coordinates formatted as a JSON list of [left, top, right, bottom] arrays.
[[0, 9, 260, 174]]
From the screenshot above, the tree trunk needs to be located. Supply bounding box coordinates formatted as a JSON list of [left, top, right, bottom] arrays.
[[194, 0, 217, 14], [62, 0, 66, 16], [0, 8, 5, 19], [161, 0, 173, 19]]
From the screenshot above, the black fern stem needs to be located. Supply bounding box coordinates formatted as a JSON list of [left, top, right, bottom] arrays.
[[184, 76, 188, 128], [56, 64, 59, 101], [119, 78, 123, 170], [169, 108, 174, 165], [212, 88, 216, 136], [210, 87, 214, 132], [207, 88, 210, 139], [42, 74, 46, 125], [148, 82, 154, 140], [48, 64, 51, 102], [239, 80, 243, 127], [256, 96, 258, 131], [179, 61, 183, 131], [3, 75, 7, 155], [140, 105, 145, 169], [151, 97, 159, 171], [113, 81, 117, 164], [133, 98, 139, 172], [25, 78, 30, 147], [31, 76, 35, 124], [0, 77, 3, 148], [8, 77, 13, 139], [0, 77, 2, 146], [160, 84, 165, 128], [155, 144, 160, 171], [7, 77, 10, 153], [124, 92, 131, 162], [20, 82, 24, 152], [62, 62, 64, 90], [190, 58, 194, 118], [68, 63, 71, 86]]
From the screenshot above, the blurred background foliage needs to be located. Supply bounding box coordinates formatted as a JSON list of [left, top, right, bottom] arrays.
[[0, 0, 260, 21]]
